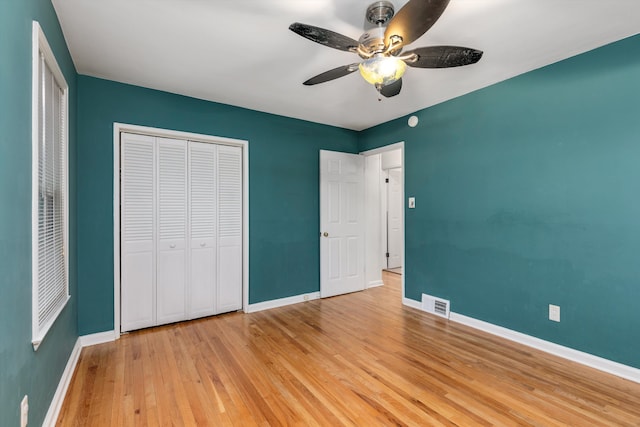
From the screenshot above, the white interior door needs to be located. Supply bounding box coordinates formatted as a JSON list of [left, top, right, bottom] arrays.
[[320, 150, 365, 298], [387, 167, 403, 269]]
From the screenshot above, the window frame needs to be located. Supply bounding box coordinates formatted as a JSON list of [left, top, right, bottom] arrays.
[[31, 21, 70, 350]]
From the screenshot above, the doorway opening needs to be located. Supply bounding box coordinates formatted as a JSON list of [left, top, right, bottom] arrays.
[[384, 166, 403, 275], [362, 142, 404, 296], [318, 142, 404, 301]]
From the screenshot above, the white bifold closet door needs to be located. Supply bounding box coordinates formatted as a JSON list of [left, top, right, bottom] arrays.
[[188, 141, 217, 318], [121, 133, 242, 332], [121, 133, 156, 331], [157, 137, 187, 324], [217, 145, 243, 312]]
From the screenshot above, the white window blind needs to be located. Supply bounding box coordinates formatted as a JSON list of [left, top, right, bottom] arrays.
[[31, 22, 69, 350]]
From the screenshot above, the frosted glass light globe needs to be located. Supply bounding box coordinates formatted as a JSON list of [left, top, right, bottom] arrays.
[[359, 56, 407, 86]]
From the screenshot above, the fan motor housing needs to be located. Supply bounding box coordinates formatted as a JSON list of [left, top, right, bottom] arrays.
[[358, 26, 386, 55]]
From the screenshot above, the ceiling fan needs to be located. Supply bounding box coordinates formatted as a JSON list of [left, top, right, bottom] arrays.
[[289, 0, 483, 98]]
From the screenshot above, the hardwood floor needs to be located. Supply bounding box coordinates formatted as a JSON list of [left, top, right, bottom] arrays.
[[57, 272, 640, 426]]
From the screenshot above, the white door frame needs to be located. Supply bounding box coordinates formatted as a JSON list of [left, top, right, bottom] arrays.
[[113, 123, 249, 339], [361, 142, 405, 300], [386, 167, 403, 269]]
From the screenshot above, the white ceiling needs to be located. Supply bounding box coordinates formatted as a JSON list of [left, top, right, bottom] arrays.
[[52, 0, 639, 131]]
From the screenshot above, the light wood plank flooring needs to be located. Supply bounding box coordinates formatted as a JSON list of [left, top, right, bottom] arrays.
[[57, 272, 640, 426]]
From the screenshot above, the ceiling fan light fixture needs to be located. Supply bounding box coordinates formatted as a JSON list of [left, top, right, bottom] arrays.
[[290, 0, 483, 99], [358, 55, 406, 87]]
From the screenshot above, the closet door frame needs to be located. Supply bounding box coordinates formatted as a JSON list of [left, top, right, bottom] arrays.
[[113, 123, 249, 338]]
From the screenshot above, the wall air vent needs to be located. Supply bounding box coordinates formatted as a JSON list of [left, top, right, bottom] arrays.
[[421, 293, 450, 319]]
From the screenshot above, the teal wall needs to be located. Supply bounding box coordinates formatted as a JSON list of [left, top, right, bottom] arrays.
[[2, 2, 637, 421], [0, 1, 78, 426], [76, 77, 359, 334], [359, 35, 640, 368]]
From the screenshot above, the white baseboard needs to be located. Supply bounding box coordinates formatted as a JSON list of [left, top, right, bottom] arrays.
[[80, 330, 117, 347], [246, 291, 321, 313], [367, 280, 384, 288], [449, 312, 640, 384], [402, 297, 640, 384], [43, 330, 118, 426], [42, 338, 82, 427], [402, 297, 421, 310]]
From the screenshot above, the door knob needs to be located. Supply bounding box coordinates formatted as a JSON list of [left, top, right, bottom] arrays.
[[170, 243, 176, 248], [200, 242, 206, 247], [323, 232, 329, 237]]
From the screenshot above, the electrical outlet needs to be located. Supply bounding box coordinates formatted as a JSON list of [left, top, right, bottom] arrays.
[[549, 304, 560, 322], [303, 294, 309, 301], [20, 395, 28, 427]]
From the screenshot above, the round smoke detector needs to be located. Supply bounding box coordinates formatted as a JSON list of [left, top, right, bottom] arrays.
[[366, 1, 395, 25]]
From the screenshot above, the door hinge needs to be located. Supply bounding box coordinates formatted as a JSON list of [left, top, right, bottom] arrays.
[[385, 178, 389, 183], [386, 252, 389, 258]]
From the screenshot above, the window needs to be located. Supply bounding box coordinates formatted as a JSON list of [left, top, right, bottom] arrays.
[[31, 21, 69, 350]]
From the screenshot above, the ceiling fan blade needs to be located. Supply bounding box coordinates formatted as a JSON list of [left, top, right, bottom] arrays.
[[289, 22, 359, 52], [380, 79, 402, 98], [303, 64, 360, 86], [384, 0, 450, 48], [404, 46, 483, 68]]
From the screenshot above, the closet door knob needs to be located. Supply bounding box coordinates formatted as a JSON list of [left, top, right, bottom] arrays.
[[200, 242, 206, 247], [323, 232, 329, 237], [170, 243, 176, 248]]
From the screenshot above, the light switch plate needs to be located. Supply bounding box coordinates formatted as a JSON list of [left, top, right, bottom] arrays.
[[408, 197, 415, 209], [549, 304, 560, 322]]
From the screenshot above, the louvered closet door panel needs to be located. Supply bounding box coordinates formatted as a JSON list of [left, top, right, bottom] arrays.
[[156, 137, 187, 325], [217, 145, 242, 313], [188, 141, 217, 319], [121, 133, 156, 332]]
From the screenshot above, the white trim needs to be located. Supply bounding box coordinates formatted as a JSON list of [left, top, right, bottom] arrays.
[[242, 135, 250, 314], [31, 25, 40, 340], [31, 21, 70, 350], [367, 280, 384, 288], [113, 126, 121, 339], [246, 292, 321, 313], [42, 338, 81, 427], [449, 312, 640, 384], [402, 296, 640, 384], [360, 141, 404, 156], [402, 297, 421, 310], [113, 123, 249, 336], [43, 330, 118, 426], [80, 330, 117, 347]]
